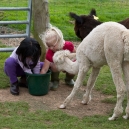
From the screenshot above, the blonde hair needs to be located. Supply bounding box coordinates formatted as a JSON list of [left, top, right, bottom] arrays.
[[39, 26, 65, 49]]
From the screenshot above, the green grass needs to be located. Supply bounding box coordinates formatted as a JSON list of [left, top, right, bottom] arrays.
[[0, 0, 28, 31], [0, 0, 129, 128], [49, 0, 129, 40], [60, 65, 116, 96], [0, 101, 129, 129], [1, 0, 129, 40], [0, 42, 10, 88]]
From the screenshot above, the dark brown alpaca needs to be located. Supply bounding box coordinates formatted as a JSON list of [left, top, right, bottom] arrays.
[[70, 9, 129, 40]]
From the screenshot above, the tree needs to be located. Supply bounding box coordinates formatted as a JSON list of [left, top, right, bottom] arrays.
[[32, 0, 49, 61]]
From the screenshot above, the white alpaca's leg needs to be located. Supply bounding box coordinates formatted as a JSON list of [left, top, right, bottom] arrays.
[[123, 102, 129, 120], [82, 67, 100, 104], [122, 61, 129, 119], [59, 63, 90, 109], [108, 61, 126, 120]]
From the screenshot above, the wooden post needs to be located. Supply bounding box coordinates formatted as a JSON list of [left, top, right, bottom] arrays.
[[32, 0, 49, 61]]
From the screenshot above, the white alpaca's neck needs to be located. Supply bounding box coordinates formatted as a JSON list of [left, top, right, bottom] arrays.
[[63, 58, 79, 74]]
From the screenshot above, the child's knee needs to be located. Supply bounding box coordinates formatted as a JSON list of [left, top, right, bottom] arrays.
[[5, 57, 16, 67]]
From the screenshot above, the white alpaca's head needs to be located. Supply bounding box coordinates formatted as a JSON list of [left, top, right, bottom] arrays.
[[53, 50, 78, 74], [53, 50, 71, 65]]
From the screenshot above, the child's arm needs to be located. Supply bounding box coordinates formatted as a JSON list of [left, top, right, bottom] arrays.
[[40, 59, 50, 74], [18, 59, 32, 74], [50, 63, 58, 72], [72, 47, 76, 53], [33, 60, 40, 74]]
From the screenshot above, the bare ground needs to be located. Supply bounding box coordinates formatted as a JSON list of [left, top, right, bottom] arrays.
[[0, 81, 115, 118]]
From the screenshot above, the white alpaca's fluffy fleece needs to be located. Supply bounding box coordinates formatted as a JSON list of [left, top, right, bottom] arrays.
[[53, 22, 129, 121], [53, 50, 78, 74]]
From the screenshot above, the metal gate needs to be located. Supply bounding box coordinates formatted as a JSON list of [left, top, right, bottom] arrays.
[[0, 0, 32, 52]]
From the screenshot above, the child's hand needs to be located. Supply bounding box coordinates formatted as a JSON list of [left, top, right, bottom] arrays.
[[40, 59, 50, 74]]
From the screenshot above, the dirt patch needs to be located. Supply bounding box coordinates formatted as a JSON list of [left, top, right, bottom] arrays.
[[0, 38, 24, 47], [0, 81, 114, 118], [0, 26, 25, 47]]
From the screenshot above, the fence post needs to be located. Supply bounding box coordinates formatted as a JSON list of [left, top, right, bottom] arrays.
[[32, 0, 49, 61]]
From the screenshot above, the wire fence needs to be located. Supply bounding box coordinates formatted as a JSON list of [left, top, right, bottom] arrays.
[[0, 0, 31, 48], [0, 0, 32, 87]]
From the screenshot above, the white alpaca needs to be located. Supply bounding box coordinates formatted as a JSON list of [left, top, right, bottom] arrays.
[[53, 50, 78, 74], [53, 22, 129, 120]]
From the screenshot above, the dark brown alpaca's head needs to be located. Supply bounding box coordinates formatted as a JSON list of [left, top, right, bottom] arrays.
[[70, 9, 129, 40], [69, 9, 102, 40]]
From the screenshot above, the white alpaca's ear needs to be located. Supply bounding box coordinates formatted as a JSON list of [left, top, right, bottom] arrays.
[[66, 53, 76, 60], [58, 55, 65, 63], [63, 50, 76, 59], [64, 50, 71, 56], [53, 51, 65, 64]]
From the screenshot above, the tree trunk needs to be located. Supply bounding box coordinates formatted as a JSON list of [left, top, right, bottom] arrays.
[[32, 0, 49, 61]]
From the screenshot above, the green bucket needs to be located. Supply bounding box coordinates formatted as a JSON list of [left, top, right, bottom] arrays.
[[25, 70, 51, 96]]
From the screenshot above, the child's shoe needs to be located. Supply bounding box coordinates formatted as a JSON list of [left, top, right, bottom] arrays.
[[65, 73, 75, 87], [65, 79, 75, 87], [10, 81, 19, 95], [49, 81, 59, 91]]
